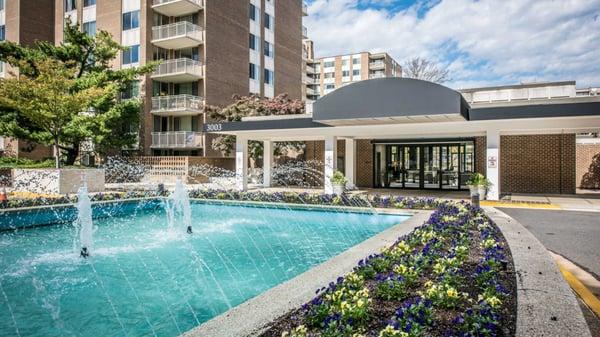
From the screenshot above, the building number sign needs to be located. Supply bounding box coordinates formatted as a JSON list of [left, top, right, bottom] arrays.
[[205, 123, 223, 132]]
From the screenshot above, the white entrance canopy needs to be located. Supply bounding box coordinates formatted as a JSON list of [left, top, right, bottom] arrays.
[[205, 78, 600, 200]]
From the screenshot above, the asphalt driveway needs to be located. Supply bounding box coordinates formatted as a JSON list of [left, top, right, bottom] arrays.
[[498, 208, 600, 279]]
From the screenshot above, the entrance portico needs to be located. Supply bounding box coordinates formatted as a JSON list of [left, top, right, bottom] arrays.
[[207, 78, 600, 200]]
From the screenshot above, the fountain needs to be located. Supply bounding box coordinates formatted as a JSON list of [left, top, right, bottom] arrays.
[[167, 178, 193, 234], [76, 184, 94, 257]]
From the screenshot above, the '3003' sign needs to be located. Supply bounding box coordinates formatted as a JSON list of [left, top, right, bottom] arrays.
[[205, 123, 223, 132]]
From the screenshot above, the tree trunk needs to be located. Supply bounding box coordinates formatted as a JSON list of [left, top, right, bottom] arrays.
[[53, 136, 60, 169], [65, 146, 80, 166]]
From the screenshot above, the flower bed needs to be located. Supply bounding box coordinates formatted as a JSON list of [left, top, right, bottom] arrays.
[[259, 202, 516, 337], [0, 191, 161, 209]]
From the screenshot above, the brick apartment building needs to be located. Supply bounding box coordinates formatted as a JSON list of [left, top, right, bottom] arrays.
[[0, 0, 306, 159], [0, 0, 55, 159], [206, 79, 600, 198], [302, 43, 402, 102]]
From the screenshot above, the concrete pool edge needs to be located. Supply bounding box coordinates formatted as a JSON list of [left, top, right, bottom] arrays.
[[181, 209, 431, 337]]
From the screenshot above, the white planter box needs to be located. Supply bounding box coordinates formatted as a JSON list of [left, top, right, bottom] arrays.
[[13, 169, 105, 194]]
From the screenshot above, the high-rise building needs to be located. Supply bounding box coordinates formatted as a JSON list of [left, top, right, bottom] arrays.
[[0, 0, 55, 159], [304, 51, 402, 102], [53, 0, 304, 157]]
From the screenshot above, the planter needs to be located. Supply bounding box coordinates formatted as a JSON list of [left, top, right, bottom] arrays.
[[12, 169, 105, 194], [468, 185, 487, 200], [332, 183, 345, 195]]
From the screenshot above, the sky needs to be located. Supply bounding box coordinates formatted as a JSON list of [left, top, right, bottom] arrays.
[[304, 0, 600, 89]]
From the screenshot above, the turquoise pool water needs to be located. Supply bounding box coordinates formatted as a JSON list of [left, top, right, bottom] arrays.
[[0, 201, 409, 337]]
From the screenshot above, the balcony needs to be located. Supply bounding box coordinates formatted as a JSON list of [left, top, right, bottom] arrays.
[[152, 0, 204, 17], [306, 64, 316, 74], [151, 131, 203, 149], [302, 2, 308, 16], [369, 72, 385, 79], [302, 25, 308, 38], [306, 87, 318, 96], [369, 60, 385, 70], [151, 94, 203, 116], [152, 21, 204, 49], [152, 58, 204, 83]]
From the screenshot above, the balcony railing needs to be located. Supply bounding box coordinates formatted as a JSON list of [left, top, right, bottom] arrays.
[[152, 58, 203, 82], [369, 61, 385, 69], [302, 3, 308, 16], [152, 21, 204, 48], [302, 25, 308, 38], [152, 0, 204, 16], [151, 131, 203, 149], [151, 94, 203, 115], [369, 72, 385, 79]]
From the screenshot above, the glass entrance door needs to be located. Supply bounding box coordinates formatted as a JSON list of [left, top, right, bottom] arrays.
[[380, 141, 474, 190]]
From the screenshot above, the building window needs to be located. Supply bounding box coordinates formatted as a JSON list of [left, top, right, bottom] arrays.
[[0, 25, 4, 41], [65, 0, 76, 11], [342, 60, 349, 66], [122, 10, 140, 31], [264, 69, 274, 85], [83, 21, 96, 36], [324, 61, 335, 68], [122, 80, 140, 99], [249, 63, 258, 80], [342, 70, 350, 77], [353, 58, 360, 65], [84, 0, 96, 7], [325, 84, 335, 90], [0, 0, 4, 11], [249, 4, 257, 21], [249, 33, 257, 50], [264, 41, 273, 58], [122, 45, 140, 65], [264, 13, 272, 30], [353, 69, 360, 76], [324, 72, 334, 79]]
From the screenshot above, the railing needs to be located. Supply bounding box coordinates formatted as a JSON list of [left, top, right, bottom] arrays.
[[151, 131, 203, 149], [152, 21, 203, 42], [153, 0, 204, 6], [302, 3, 308, 15], [151, 94, 203, 114], [302, 25, 308, 38], [369, 72, 385, 79], [153, 58, 203, 77], [369, 61, 385, 68]]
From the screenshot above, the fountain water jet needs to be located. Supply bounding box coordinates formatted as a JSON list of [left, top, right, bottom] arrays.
[[76, 184, 94, 257], [167, 178, 193, 234]]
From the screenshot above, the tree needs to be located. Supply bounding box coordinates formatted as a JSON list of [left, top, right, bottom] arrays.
[[206, 94, 305, 159], [402, 57, 450, 83], [0, 59, 109, 168], [0, 20, 155, 166]]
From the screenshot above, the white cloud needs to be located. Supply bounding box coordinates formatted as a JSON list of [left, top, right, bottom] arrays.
[[304, 0, 600, 88]]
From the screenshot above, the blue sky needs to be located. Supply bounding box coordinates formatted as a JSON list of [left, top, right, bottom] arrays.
[[304, 0, 600, 89]]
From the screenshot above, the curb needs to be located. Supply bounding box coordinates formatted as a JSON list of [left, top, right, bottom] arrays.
[[484, 207, 592, 337], [554, 258, 600, 318], [181, 210, 431, 337]]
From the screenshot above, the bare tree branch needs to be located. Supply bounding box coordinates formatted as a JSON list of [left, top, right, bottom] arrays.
[[402, 57, 451, 83]]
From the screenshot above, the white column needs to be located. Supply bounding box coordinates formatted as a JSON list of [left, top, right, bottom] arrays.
[[235, 136, 248, 191], [263, 140, 273, 188], [344, 138, 356, 189], [486, 129, 500, 200], [324, 136, 337, 194]]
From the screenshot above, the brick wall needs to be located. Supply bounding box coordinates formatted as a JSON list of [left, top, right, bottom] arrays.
[[356, 139, 373, 188], [474, 136, 486, 176], [500, 134, 576, 194], [576, 143, 600, 190]]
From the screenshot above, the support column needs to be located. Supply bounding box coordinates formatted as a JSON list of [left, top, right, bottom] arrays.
[[235, 136, 248, 191], [263, 140, 273, 188], [344, 138, 356, 189], [324, 136, 337, 194], [486, 129, 500, 200]]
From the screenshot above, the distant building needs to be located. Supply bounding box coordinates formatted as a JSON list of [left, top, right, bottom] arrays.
[[303, 50, 402, 102]]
